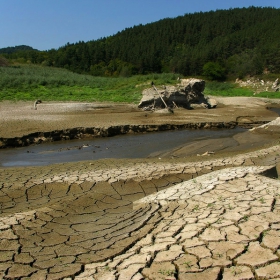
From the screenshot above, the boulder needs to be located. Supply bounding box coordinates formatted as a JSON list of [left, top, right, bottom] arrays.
[[206, 97, 218, 108], [138, 78, 216, 110], [272, 78, 280, 92]]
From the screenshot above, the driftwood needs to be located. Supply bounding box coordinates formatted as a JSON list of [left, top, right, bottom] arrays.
[[152, 85, 168, 108], [172, 101, 178, 108]]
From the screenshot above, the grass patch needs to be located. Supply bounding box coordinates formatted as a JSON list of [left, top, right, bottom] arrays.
[[257, 91, 280, 98], [204, 81, 254, 97], [204, 80, 280, 98], [0, 65, 179, 102], [0, 65, 279, 102]]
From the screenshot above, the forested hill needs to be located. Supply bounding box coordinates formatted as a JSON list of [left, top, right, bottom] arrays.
[[1, 7, 280, 78], [0, 45, 37, 54]]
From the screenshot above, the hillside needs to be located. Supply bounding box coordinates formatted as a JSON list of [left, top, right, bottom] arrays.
[[0, 45, 37, 54], [1, 7, 280, 78]]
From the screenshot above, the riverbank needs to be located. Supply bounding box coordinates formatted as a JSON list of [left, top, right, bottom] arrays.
[[0, 96, 279, 150]]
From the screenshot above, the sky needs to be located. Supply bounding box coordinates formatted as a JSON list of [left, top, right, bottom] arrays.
[[1, 0, 280, 51]]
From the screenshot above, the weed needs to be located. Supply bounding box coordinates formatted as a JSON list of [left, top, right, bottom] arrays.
[[228, 204, 233, 210], [192, 205, 199, 211], [104, 265, 111, 271], [262, 230, 269, 237], [158, 269, 175, 276], [215, 252, 223, 258], [242, 215, 249, 221], [184, 261, 192, 268]]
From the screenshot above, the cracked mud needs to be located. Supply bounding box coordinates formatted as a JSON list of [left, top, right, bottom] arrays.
[[1, 145, 280, 279]]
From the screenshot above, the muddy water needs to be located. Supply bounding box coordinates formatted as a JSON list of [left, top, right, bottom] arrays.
[[0, 128, 246, 167], [269, 107, 280, 115]]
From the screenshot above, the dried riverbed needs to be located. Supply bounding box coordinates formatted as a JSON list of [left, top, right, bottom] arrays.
[[0, 97, 280, 279]]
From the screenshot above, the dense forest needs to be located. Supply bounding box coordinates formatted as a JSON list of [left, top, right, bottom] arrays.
[[1, 7, 280, 79]]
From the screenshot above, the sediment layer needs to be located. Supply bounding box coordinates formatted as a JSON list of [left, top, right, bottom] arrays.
[[0, 121, 269, 148]]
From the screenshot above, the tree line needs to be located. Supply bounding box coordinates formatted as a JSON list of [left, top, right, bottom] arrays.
[[1, 6, 280, 80]]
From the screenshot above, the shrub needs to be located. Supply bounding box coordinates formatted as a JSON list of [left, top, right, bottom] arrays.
[[203, 62, 226, 81]]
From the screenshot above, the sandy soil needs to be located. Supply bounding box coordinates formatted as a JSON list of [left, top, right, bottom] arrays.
[[0, 97, 279, 138]]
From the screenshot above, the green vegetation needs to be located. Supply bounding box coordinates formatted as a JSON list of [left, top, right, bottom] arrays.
[[204, 82, 254, 97], [0, 65, 179, 102], [203, 62, 226, 81], [204, 81, 280, 98], [1, 7, 280, 79], [158, 269, 176, 276], [0, 64, 279, 102]]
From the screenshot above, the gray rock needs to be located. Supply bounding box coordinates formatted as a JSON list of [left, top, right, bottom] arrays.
[[138, 78, 216, 110], [206, 97, 218, 108], [272, 78, 280, 92]]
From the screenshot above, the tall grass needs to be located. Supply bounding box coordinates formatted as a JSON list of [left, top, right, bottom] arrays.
[[0, 65, 179, 102], [0, 65, 279, 102]]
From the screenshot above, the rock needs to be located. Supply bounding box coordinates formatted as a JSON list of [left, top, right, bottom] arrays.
[[138, 78, 216, 110], [272, 78, 279, 91], [236, 77, 280, 93], [206, 97, 218, 108], [190, 103, 208, 109], [178, 78, 206, 103], [154, 108, 174, 114]]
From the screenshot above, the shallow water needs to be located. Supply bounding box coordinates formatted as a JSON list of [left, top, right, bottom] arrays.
[[269, 107, 280, 116], [0, 127, 246, 167]]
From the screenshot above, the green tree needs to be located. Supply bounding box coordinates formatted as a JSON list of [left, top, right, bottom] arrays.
[[226, 50, 264, 78], [2, 7, 280, 77], [203, 62, 226, 81]]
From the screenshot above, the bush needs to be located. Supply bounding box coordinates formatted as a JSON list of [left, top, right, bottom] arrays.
[[203, 62, 226, 81]]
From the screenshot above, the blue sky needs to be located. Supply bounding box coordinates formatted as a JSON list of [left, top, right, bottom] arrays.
[[1, 0, 280, 51]]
